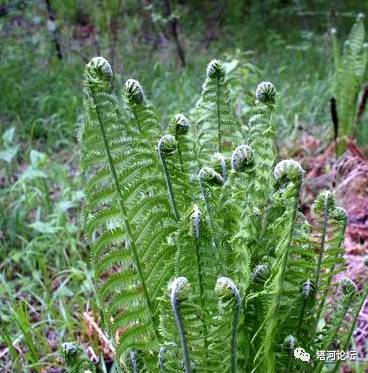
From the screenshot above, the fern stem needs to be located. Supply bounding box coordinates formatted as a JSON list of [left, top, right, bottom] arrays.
[[158, 346, 165, 372], [129, 351, 138, 373], [177, 143, 184, 173], [158, 141, 180, 220], [90, 88, 160, 341], [216, 76, 222, 152], [133, 112, 142, 133], [170, 278, 192, 373], [158, 343, 178, 372], [192, 206, 209, 357], [230, 293, 241, 373], [315, 197, 329, 292], [193, 213, 205, 303], [296, 299, 307, 340], [199, 181, 218, 253]]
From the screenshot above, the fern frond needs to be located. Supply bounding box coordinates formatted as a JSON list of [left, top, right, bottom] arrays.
[[253, 159, 304, 372], [211, 277, 242, 373], [314, 278, 357, 372], [334, 13, 367, 145], [310, 192, 347, 327], [193, 59, 242, 162], [158, 132, 192, 218], [81, 57, 179, 366], [222, 145, 255, 289], [61, 343, 96, 373], [159, 205, 222, 372]]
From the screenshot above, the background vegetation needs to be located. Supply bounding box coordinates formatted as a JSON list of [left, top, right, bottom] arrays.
[[1, 1, 368, 371]]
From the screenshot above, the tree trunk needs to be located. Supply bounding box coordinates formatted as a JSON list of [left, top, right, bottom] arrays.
[[44, 0, 63, 60]]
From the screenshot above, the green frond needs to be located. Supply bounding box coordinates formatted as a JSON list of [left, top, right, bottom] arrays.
[[80, 57, 180, 367], [310, 192, 346, 315], [333, 13, 367, 144], [193, 59, 243, 163], [211, 277, 242, 373], [61, 343, 96, 373], [253, 160, 303, 372]]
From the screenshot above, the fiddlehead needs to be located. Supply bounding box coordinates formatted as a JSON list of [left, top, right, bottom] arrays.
[[208, 59, 226, 154], [234, 84, 276, 264], [85, 56, 113, 90], [210, 152, 228, 181], [61, 342, 96, 373], [123, 78, 159, 137], [158, 343, 179, 372], [226, 145, 255, 290], [230, 144, 254, 173], [125, 78, 145, 105], [159, 202, 218, 372], [312, 190, 335, 291], [248, 82, 276, 207], [284, 335, 297, 370], [252, 264, 270, 285], [199, 166, 224, 186], [188, 204, 210, 352], [273, 159, 305, 186], [255, 81, 276, 106], [129, 350, 138, 373], [168, 113, 190, 173], [283, 279, 315, 371], [297, 279, 316, 338]]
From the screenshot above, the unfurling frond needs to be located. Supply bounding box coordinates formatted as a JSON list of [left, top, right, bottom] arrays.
[[125, 78, 145, 105], [274, 159, 304, 185], [255, 81, 276, 106], [252, 264, 270, 284], [199, 166, 224, 186], [85, 57, 113, 89], [341, 277, 357, 296], [61, 343, 96, 373], [158, 134, 177, 156], [210, 152, 228, 180], [231, 144, 254, 172], [193, 59, 243, 162]]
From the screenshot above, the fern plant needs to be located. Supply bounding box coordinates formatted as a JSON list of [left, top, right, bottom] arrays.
[[64, 56, 368, 372], [331, 13, 368, 154]]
